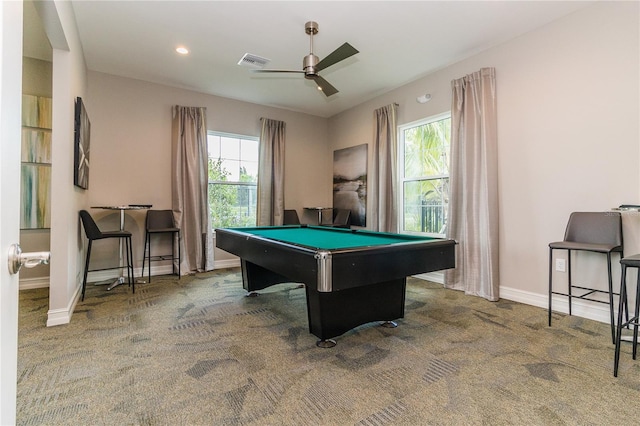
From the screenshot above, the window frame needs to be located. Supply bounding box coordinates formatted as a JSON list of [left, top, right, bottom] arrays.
[[207, 130, 259, 230], [397, 111, 451, 237]]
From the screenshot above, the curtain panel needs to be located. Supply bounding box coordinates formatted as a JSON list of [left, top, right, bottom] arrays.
[[445, 67, 499, 301], [256, 118, 286, 226], [171, 105, 214, 273], [371, 103, 398, 233]]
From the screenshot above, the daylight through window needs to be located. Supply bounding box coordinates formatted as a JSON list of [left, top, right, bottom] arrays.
[[207, 132, 259, 229], [399, 113, 451, 236]]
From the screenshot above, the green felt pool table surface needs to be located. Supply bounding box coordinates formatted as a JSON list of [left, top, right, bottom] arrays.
[[227, 225, 440, 250]]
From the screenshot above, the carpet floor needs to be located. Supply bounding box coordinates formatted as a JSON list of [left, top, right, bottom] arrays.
[[16, 268, 640, 425]]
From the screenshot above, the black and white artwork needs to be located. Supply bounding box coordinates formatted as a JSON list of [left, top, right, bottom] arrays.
[[333, 144, 367, 227], [74, 97, 91, 189]]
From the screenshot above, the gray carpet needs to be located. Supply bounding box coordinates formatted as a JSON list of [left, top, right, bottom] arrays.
[[17, 268, 640, 425]]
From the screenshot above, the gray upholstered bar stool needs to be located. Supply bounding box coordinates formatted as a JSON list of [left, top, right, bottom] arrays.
[[548, 211, 623, 344], [614, 254, 640, 376]]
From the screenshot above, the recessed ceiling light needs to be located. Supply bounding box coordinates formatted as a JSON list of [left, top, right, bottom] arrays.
[[176, 46, 189, 55]]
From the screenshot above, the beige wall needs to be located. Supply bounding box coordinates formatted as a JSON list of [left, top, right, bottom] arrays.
[[85, 72, 331, 270], [44, 0, 90, 326], [329, 1, 639, 322], [38, 0, 638, 326]]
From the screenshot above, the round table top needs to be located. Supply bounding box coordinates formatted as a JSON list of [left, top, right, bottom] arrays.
[[91, 205, 152, 210]]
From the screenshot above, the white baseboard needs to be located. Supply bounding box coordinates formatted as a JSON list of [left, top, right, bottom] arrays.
[[32, 258, 612, 327], [46, 284, 80, 327], [499, 284, 612, 325], [19, 276, 50, 290], [411, 274, 612, 326]]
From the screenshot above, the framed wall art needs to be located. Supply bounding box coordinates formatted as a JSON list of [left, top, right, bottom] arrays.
[[74, 96, 91, 189], [333, 144, 367, 227]]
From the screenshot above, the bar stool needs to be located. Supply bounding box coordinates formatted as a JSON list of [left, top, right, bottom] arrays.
[[141, 210, 181, 282], [79, 210, 134, 301], [548, 211, 623, 344], [614, 254, 640, 376]]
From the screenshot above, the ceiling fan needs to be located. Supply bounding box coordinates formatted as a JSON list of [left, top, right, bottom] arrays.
[[252, 21, 359, 97]]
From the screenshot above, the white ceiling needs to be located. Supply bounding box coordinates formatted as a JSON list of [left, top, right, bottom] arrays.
[[27, 1, 595, 118]]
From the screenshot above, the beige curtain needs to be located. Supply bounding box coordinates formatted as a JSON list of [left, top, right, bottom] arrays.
[[445, 67, 499, 301], [371, 103, 398, 232], [256, 118, 286, 226], [171, 106, 214, 273]]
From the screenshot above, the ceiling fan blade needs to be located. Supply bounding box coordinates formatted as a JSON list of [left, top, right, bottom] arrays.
[[313, 75, 338, 97], [251, 69, 304, 74], [315, 42, 359, 72]]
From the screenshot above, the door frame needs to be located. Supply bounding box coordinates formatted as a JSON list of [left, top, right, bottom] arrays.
[[0, 0, 24, 423]]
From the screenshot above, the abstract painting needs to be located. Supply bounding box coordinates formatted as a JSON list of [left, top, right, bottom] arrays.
[[74, 97, 91, 189], [333, 144, 367, 227], [21, 164, 51, 229], [22, 95, 52, 129], [21, 95, 52, 229], [21, 129, 52, 163]]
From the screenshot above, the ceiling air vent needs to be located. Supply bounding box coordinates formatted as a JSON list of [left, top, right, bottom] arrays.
[[237, 53, 270, 69]]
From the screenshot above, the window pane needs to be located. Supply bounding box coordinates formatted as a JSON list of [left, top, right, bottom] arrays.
[[241, 139, 259, 162], [208, 183, 257, 229], [402, 178, 449, 234], [404, 118, 450, 178], [220, 137, 240, 160], [208, 135, 220, 158], [240, 160, 258, 182], [222, 158, 240, 181], [208, 132, 259, 228]]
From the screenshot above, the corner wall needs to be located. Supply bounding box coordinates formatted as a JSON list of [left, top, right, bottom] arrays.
[[85, 72, 331, 274], [328, 1, 640, 322]]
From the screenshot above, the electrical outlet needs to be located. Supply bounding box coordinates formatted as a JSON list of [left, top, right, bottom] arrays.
[[555, 258, 566, 272]]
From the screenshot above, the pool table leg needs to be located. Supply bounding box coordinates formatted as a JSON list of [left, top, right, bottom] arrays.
[[241, 259, 292, 292], [305, 278, 406, 346]]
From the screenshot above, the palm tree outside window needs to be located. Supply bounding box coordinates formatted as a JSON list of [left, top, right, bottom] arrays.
[[399, 113, 451, 235]]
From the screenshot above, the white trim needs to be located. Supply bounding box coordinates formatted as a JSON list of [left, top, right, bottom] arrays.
[[500, 285, 611, 325], [413, 271, 444, 284], [19, 276, 50, 290], [411, 275, 611, 325], [46, 284, 80, 327]]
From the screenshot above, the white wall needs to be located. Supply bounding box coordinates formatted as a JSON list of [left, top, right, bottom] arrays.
[[329, 1, 640, 322], [85, 72, 331, 271], [42, 0, 90, 326]]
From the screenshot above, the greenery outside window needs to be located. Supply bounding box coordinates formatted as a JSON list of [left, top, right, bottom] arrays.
[[207, 132, 259, 229], [399, 113, 451, 236]]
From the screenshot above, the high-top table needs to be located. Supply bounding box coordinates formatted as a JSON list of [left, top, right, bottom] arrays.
[[304, 206, 332, 225], [91, 204, 151, 290]]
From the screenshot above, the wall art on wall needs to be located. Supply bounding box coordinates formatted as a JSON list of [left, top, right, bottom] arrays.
[[74, 96, 91, 189], [21, 164, 51, 229], [21, 129, 52, 163], [21, 95, 52, 230], [333, 144, 367, 227], [22, 95, 52, 129]]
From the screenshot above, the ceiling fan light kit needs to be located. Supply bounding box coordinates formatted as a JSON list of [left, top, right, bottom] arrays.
[[251, 21, 359, 97]]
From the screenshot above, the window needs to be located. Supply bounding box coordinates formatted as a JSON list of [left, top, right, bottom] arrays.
[[399, 113, 451, 236], [207, 132, 259, 229]]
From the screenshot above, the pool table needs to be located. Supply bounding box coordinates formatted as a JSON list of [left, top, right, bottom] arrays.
[[215, 225, 456, 346]]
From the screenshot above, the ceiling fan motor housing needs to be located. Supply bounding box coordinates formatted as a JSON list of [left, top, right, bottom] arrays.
[[303, 54, 319, 78]]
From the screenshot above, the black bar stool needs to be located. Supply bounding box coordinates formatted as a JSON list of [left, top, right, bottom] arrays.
[[548, 211, 624, 344], [614, 254, 640, 376], [79, 210, 134, 301], [142, 210, 181, 282]]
